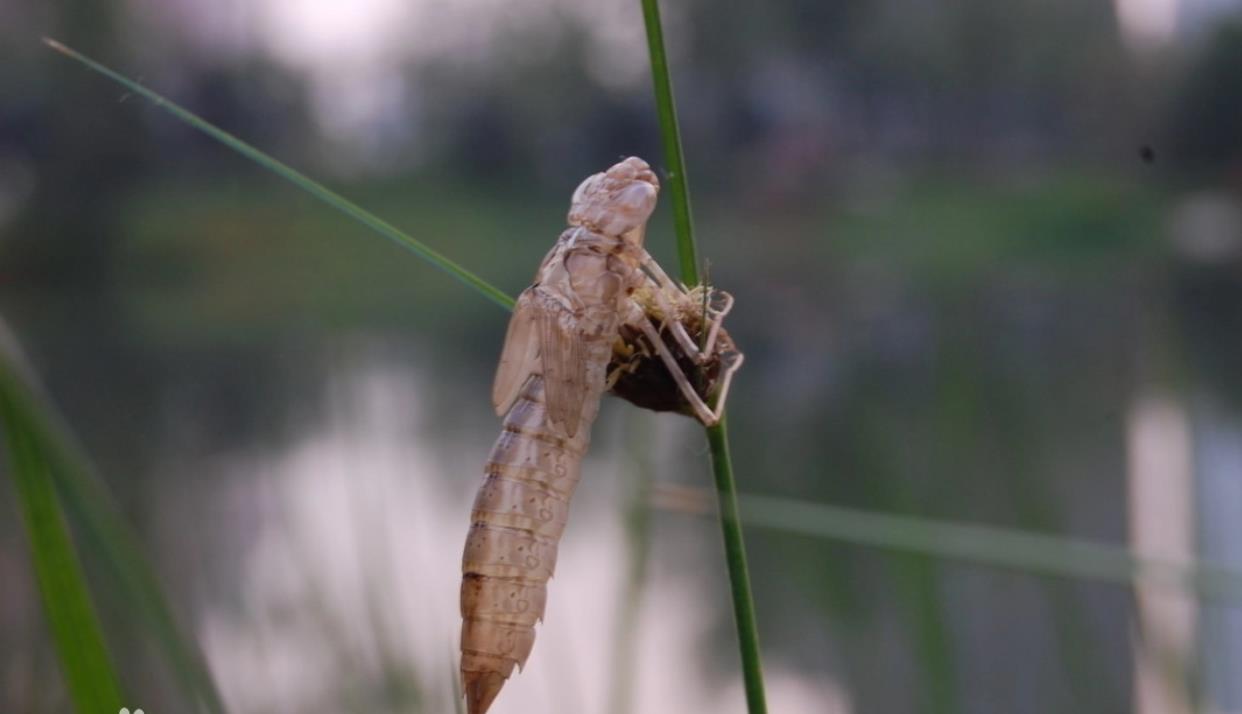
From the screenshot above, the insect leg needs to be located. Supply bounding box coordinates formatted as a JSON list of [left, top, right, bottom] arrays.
[[695, 289, 734, 361], [634, 252, 707, 358], [624, 302, 722, 426], [637, 251, 734, 363], [638, 250, 688, 295], [707, 349, 744, 424]]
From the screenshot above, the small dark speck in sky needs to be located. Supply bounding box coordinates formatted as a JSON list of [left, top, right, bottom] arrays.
[[1139, 145, 1156, 164]]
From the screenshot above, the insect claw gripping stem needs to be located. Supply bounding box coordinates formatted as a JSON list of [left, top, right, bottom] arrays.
[[627, 303, 723, 427]]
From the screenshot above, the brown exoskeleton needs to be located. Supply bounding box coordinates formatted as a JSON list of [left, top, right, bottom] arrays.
[[460, 157, 741, 714]]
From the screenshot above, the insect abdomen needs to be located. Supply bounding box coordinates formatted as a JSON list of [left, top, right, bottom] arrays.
[[460, 375, 594, 714]]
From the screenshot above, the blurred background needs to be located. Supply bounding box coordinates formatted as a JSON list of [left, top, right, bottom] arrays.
[[3, 0, 1242, 712]]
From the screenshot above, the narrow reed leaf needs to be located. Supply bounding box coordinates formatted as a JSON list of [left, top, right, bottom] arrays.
[[0, 324, 226, 713], [0, 349, 125, 713], [43, 38, 515, 313], [735, 493, 1242, 601], [49, 441, 228, 714], [640, 5, 769, 713], [654, 486, 1242, 601]]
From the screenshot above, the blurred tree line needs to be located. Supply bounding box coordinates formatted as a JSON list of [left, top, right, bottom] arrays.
[[2, 0, 1240, 274]]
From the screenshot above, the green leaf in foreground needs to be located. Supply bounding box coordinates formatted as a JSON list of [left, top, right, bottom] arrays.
[[0, 324, 226, 713], [0, 344, 124, 713], [43, 37, 515, 313]]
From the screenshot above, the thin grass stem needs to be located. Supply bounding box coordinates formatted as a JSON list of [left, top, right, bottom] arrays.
[[43, 38, 515, 313], [652, 486, 1242, 602], [704, 418, 767, 713], [640, 3, 768, 712], [735, 493, 1242, 600], [639, 0, 700, 287]]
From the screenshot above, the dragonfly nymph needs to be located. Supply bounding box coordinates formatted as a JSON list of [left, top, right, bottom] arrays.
[[459, 157, 742, 714]]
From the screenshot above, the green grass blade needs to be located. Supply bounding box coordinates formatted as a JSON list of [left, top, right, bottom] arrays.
[[0, 325, 226, 713], [704, 418, 767, 712], [640, 4, 768, 712], [49, 438, 228, 714], [0, 346, 125, 713], [734, 493, 1242, 601], [640, 0, 700, 287], [43, 38, 515, 313]]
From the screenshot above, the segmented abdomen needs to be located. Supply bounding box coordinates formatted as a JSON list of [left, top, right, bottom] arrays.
[[460, 370, 601, 713]]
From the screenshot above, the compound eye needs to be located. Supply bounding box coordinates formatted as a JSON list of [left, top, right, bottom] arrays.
[[594, 182, 656, 234], [616, 182, 656, 216]]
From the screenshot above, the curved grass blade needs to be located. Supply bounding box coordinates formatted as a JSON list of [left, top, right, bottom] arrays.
[[43, 38, 515, 313], [0, 339, 125, 713], [0, 324, 226, 713], [653, 485, 1242, 602], [48, 434, 228, 714], [735, 493, 1242, 601], [640, 4, 768, 713]]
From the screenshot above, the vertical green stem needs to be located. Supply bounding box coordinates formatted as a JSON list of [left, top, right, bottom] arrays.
[[640, 0, 700, 287], [640, 2, 768, 712], [705, 417, 767, 713]]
